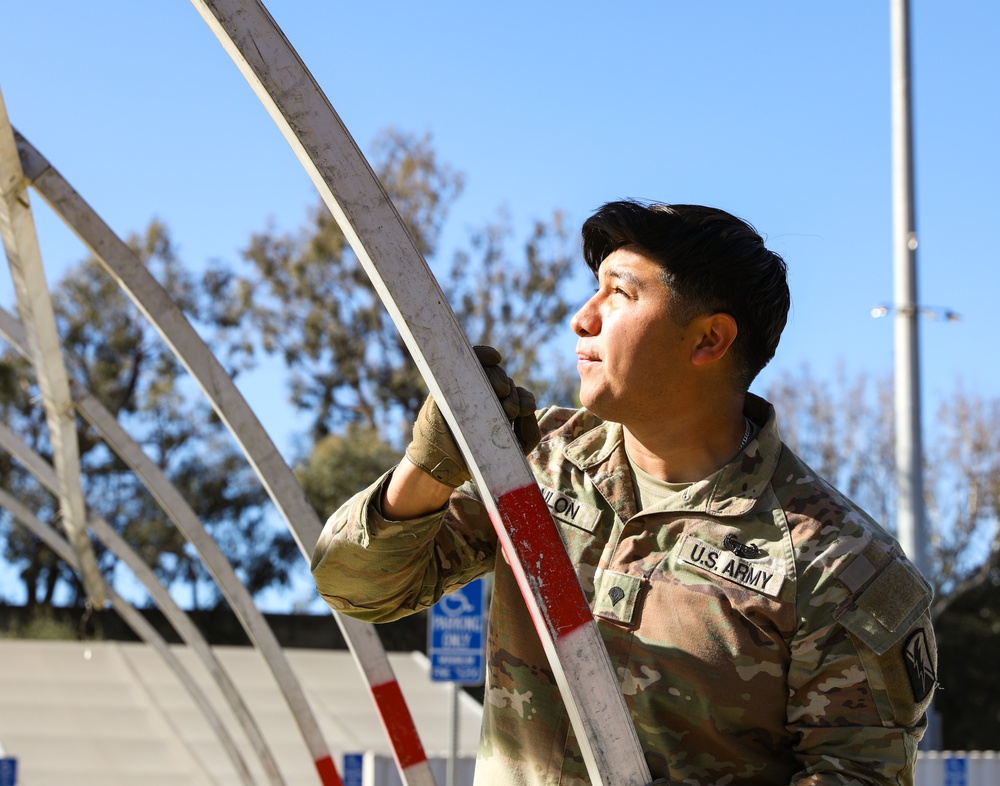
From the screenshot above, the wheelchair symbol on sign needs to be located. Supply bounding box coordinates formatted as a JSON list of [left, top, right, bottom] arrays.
[[439, 589, 476, 617]]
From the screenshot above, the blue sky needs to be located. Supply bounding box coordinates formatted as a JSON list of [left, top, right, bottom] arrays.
[[1, 2, 998, 610]]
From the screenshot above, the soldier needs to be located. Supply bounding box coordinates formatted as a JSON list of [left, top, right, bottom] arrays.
[[312, 200, 937, 785]]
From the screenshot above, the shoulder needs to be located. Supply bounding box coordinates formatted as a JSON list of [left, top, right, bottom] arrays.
[[770, 446, 937, 732], [771, 445, 932, 654], [771, 444, 898, 570]]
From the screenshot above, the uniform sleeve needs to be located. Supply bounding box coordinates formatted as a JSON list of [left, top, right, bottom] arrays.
[[786, 540, 937, 786], [311, 468, 498, 623]]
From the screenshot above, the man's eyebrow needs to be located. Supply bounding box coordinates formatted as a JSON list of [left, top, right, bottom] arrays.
[[600, 265, 642, 288]]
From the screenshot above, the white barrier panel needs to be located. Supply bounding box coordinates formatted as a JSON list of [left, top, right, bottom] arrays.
[[361, 752, 1000, 786], [359, 752, 999, 786], [363, 754, 476, 786], [916, 751, 1000, 786]]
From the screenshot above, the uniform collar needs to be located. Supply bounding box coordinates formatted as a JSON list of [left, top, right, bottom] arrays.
[[564, 393, 781, 518]]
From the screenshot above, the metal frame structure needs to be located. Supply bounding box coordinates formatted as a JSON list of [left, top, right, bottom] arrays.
[[0, 0, 652, 781], [2, 90, 430, 779], [10, 124, 431, 786], [0, 302, 333, 786], [0, 420, 285, 786], [0, 88, 106, 606], [187, 2, 648, 783], [0, 488, 244, 786]]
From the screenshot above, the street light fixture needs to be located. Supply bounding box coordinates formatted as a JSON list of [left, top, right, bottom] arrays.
[[870, 304, 960, 322]]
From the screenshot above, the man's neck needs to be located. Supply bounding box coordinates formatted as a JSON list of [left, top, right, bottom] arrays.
[[623, 396, 747, 484]]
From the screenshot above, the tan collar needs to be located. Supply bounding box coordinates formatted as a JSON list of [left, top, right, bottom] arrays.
[[564, 393, 782, 518]]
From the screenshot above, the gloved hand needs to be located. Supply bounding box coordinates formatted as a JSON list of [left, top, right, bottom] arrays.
[[405, 346, 541, 487]]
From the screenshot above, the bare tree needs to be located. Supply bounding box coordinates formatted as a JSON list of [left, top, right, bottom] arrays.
[[764, 366, 1000, 618]]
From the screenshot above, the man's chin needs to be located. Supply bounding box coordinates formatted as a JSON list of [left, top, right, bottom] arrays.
[[579, 392, 613, 420]]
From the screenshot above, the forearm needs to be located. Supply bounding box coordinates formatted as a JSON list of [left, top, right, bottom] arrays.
[[311, 466, 498, 622], [311, 469, 446, 621], [313, 347, 536, 620], [380, 455, 453, 520]]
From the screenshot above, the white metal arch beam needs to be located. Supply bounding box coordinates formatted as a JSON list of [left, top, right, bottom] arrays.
[[0, 88, 106, 606], [0, 305, 333, 786], [0, 421, 286, 786], [187, 2, 649, 783], [10, 131, 431, 786], [0, 487, 243, 786]]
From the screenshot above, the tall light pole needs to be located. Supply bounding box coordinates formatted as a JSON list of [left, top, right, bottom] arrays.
[[891, 0, 926, 577], [890, 0, 946, 752]]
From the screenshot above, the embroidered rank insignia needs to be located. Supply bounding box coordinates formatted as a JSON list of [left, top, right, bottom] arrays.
[[678, 533, 785, 598], [593, 570, 643, 626], [904, 628, 936, 702]]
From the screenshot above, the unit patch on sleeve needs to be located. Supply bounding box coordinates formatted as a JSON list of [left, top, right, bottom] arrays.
[[904, 628, 936, 702], [539, 486, 602, 533], [677, 533, 785, 598]]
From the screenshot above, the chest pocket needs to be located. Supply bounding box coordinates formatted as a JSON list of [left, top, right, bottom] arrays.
[[593, 569, 644, 627]]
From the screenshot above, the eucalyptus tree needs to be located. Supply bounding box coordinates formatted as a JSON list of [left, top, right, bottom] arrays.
[[203, 128, 581, 449], [0, 221, 294, 609]]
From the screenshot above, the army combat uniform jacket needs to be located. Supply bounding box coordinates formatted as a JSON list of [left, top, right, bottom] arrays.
[[312, 394, 937, 785]]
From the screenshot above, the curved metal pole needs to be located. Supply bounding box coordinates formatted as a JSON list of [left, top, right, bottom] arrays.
[[12, 131, 430, 785], [0, 422, 285, 786], [188, 2, 649, 783], [0, 88, 106, 606], [0, 488, 244, 786], [0, 305, 335, 786]]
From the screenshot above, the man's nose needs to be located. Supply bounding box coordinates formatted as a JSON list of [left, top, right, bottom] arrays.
[[571, 297, 599, 337]]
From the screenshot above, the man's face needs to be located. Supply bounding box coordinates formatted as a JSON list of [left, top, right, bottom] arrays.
[[571, 247, 695, 425]]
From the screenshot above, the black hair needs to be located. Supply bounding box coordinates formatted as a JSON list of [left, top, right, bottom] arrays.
[[581, 200, 790, 390]]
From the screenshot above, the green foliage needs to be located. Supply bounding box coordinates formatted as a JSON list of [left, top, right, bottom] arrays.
[[0, 126, 584, 614], [296, 424, 402, 519], [934, 571, 1000, 748], [0, 605, 80, 640], [0, 220, 290, 609], [204, 127, 581, 446]]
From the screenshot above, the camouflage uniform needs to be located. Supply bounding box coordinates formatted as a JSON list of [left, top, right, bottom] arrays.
[[312, 394, 937, 785]]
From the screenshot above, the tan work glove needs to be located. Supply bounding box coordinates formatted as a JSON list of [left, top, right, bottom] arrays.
[[405, 346, 541, 487]]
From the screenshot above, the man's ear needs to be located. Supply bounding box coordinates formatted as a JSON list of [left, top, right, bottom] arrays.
[[690, 313, 738, 366]]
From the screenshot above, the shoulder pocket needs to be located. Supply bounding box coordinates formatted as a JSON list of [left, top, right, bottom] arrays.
[[834, 552, 931, 655]]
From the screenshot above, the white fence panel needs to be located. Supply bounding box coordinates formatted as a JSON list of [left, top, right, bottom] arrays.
[[364, 754, 476, 786], [360, 751, 1000, 786], [916, 751, 1000, 786]]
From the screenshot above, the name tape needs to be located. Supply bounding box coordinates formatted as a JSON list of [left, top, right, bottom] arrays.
[[540, 486, 602, 533]]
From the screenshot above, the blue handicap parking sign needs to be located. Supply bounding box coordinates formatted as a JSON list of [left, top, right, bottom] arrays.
[[944, 756, 967, 786], [0, 758, 16, 786], [429, 578, 486, 684], [342, 753, 363, 786]]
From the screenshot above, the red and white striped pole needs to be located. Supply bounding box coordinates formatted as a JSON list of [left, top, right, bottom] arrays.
[[189, 2, 651, 783], [338, 615, 430, 782]]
